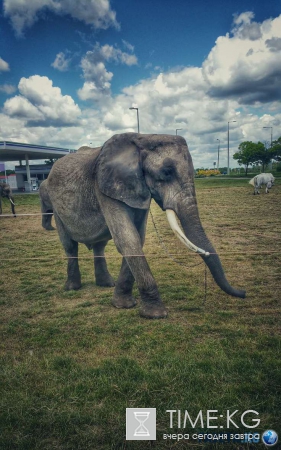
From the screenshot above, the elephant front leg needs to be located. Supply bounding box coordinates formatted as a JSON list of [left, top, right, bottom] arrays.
[[125, 254, 167, 318], [112, 258, 137, 309], [98, 196, 167, 318]]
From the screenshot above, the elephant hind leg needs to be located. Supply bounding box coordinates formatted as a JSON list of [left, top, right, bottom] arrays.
[[54, 213, 81, 291], [93, 241, 115, 287], [43, 209, 55, 230]]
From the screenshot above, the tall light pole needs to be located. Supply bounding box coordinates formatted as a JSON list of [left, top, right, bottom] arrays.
[[129, 107, 140, 133], [176, 128, 182, 135], [217, 138, 220, 170], [263, 126, 273, 147], [227, 121, 236, 175], [263, 126, 273, 170]]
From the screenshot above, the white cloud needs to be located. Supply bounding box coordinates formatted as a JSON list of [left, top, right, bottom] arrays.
[[232, 11, 262, 40], [266, 37, 281, 52], [78, 43, 138, 101], [122, 40, 134, 52], [202, 13, 281, 104], [80, 57, 113, 85], [99, 44, 138, 65], [51, 52, 71, 71], [1, 12, 281, 170], [0, 84, 16, 94], [4, 75, 81, 126], [3, 0, 119, 37], [0, 57, 10, 71], [4, 95, 44, 120], [78, 81, 111, 101], [78, 58, 113, 100], [145, 62, 152, 69]]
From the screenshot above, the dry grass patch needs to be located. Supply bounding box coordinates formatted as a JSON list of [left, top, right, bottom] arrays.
[[0, 180, 280, 449]]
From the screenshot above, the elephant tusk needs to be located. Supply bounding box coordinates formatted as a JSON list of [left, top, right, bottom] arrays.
[[9, 198, 15, 206], [166, 209, 210, 256]]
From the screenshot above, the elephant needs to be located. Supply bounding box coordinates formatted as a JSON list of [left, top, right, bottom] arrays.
[[0, 182, 16, 217], [40, 133, 245, 319], [76, 145, 101, 154]]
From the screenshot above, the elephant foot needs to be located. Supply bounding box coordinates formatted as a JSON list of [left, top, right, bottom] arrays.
[[96, 274, 115, 287], [112, 293, 137, 309], [139, 301, 168, 319], [64, 280, 82, 291], [45, 225, 55, 231]]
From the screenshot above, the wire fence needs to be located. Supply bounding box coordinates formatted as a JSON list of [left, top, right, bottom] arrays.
[[1, 208, 280, 306], [0, 210, 280, 263]]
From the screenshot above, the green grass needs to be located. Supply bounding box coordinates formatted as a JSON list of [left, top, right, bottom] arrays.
[[0, 179, 281, 449], [195, 175, 280, 189]]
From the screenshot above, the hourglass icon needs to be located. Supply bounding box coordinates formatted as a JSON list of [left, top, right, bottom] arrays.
[[134, 411, 150, 436]]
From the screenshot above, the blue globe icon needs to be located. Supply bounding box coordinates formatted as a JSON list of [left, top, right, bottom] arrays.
[[262, 430, 278, 446]]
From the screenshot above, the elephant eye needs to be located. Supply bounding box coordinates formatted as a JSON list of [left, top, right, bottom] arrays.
[[158, 166, 174, 181]]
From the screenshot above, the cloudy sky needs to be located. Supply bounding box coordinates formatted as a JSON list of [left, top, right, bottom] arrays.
[[0, 0, 281, 169]]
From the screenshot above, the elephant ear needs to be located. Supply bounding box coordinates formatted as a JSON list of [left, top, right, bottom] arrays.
[[96, 133, 151, 209]]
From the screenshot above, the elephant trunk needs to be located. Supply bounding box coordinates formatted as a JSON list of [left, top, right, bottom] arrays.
[[166, 202, 246, 299]]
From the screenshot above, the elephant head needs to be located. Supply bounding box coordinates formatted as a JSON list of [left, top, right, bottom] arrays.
[[97, 133, 245, 299], [0, 182, 16, 217]]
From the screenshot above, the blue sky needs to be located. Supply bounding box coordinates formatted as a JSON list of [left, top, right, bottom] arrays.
[[0, 0, 281, 169]]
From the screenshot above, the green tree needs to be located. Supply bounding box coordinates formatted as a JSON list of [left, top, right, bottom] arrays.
[[253, 141, 272, 172], [233, 141, 260, 176], [271, 137, 281, 162]]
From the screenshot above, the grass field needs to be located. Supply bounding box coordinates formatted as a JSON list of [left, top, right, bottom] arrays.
[[0, 178, 280, 449]]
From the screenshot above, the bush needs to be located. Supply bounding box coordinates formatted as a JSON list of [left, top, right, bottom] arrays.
[[196, 169, 221, 177]]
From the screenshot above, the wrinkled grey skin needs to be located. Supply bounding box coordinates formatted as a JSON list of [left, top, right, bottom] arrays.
[[76, 145, 101, 154], [40, 180, 55, 230], [40, 133, 245, 319], [0, 182, 16, 217]]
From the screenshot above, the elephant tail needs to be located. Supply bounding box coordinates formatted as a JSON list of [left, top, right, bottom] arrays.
[[39, 181, 55, 230]]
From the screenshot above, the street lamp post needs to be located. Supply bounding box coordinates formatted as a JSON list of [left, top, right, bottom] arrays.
[[227, 121, 236, 175], [263, 126, 273, 147], [263, 126, 273, 170], [129, 107, 140, 133], [217, 138, 220, 170], [176, 128, 182, 135]]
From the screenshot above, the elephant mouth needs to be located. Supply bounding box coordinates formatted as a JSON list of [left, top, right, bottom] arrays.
[[153, 197, 164, 210]]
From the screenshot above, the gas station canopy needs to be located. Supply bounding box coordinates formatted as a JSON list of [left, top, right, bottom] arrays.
[[0, 141, 75, 161], [0, 141, 76, 192]]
